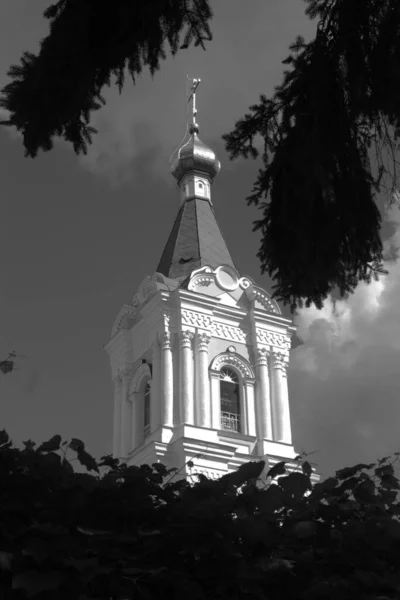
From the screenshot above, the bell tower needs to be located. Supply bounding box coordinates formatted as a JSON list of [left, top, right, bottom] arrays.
[[105, 79, 308, 481]]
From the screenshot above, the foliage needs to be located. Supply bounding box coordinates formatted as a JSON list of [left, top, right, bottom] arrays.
[[2, 429, 400, 599], [223, 0, 400, 310], [0, 0, 213, 157]]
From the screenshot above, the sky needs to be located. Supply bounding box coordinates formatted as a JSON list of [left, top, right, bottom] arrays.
[[0, 0, 399, 480]]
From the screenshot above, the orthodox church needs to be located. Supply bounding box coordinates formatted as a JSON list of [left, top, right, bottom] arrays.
[[106, 79, 310, 481]]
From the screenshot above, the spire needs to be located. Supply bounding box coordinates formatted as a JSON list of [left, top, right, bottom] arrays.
[[157, 77, 236, 280], [170, 77, 221, 186]]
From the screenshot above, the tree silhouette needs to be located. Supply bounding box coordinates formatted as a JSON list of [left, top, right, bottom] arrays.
[[3, 427, 400, 599], [0, 0, 213, 156], [2, 0, 400, 309], [223, 0, 400, 310]]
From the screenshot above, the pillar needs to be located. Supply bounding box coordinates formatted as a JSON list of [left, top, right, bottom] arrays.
[[112, 375, 122, 458], [195, 332, 211, 428], [255, 348, 273, 439], [119, 369, 132, 458], [245, 379, 257, 436], [161, 331, 174, 426], [151, 339, 161, 433], [130, 391, 138, 450], [210, 370, 221, 430], [271, 353, 292, 444], [179, 330, 194, 425]]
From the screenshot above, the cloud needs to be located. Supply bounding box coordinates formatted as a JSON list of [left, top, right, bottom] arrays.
[[289, 206, 400, 477], [0, 107, 22, 140]]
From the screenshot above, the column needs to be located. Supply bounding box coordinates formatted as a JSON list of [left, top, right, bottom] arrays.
[[119, 369, 132, 458], [245, 380, 257, 436], [195, 332, 211, 428], [151, 340, 161, 433], [210, 370, 221, 430], [179, 330, 194, 425], [255, 348, 273, 440], [161, 332, 174, 426], [271, 353, 292, 444], [112, 375, 122, 458], [130, 391, 138, 450]]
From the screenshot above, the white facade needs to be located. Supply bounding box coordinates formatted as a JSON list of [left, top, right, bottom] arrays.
[[105, 82, 317, 482], [105, 264, 305, 480]]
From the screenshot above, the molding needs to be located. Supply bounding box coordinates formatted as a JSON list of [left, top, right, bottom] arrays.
[[212, 321, 247, 344], [111, 304, 137, 338], [256, 329, 291, 353], [210, 352, 255, 380], [129, 362, 152, 395], [182, 309, 212, 329]]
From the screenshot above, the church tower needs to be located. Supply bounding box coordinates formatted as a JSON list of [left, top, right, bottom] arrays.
[[105, 79, 303, 480]]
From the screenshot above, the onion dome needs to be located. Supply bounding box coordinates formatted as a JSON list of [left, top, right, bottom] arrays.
[[170, 122, 221, 184]]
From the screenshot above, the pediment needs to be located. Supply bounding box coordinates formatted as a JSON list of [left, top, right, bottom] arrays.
[[186, 265, 281, 314]]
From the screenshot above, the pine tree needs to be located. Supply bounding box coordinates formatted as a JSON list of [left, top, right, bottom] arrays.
[[0, 0, 213, 156], [2, 0, 400, 309], [223, 0, 400, 310]]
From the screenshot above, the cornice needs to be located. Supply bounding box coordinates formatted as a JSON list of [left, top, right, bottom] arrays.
[[253, 309, 294, 329]]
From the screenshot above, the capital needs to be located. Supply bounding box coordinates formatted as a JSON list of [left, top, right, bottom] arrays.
[[196, 331, 211, 352], [272, 352, 288, 372], [255, 347, 270, 367], [180, 330, 194, 349], [161, 331, 173, 351], [119, 366, 133, 381]]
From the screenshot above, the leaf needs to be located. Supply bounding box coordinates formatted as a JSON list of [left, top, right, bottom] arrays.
[[335, 463, 374, 480], [353, 479, 377, 505], [262, 558, 295, 572], [302, 461, 313, 477], [375, 464, 395, 478], [293, 521, 317, 538], [63, 557, 99, 572], [257, 485, 285, 514], [0, 429, 10, 446], [29, 522, 69, 537], [221, 461, 265, 487], [98, 454, 119, 469], [278, 472, 312, 499], [13, 569, 65, 596], [22, 537, 51, 564], [22, 439, 36, 451], [0, 551, 12, 570], [37, 434, 62, 453], [266, 461, 286, 479], [380, 473, 400, 490], [69, 438, 85, 453], [77, 449, 99, 473], [77, 525, 111, 536]]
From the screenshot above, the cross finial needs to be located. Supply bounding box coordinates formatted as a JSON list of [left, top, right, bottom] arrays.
[[187, 76, 201, 131]]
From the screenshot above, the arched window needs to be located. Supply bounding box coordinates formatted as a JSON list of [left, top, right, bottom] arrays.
[[144, 381, 151, 438], [220, 367, 241, 432]]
